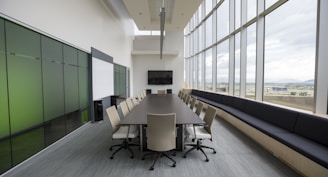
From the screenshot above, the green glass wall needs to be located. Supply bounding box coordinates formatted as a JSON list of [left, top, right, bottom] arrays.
[[6, 21, 44, 134], [78, 51, 89, 109], [64, 45, 79, 113], [0, 18, 90, 174], [114, 64, 127, 98], [41, 36, 65, 121], [0, 18, 12, 174]]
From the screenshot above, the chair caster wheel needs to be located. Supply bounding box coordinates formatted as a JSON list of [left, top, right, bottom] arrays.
[[172, 164, 176, 167], [130, 156, 134, 159], [213, 150, 216, 154], [183, 155, 186, 158], [149, 167, 154, 171], [110, 156, 114, 159], [141, 157, 145, 160], [109, 148, 112, 151], [205, 159, 209, 162]]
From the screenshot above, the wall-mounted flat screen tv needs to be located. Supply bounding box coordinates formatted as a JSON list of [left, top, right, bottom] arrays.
[[148, 70, 173, 85]]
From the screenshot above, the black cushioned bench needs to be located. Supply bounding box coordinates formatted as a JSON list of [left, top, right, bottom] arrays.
[[190, 89, 328, 170]]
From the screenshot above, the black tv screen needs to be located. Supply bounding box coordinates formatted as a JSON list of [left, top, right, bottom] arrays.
[[148, 70, 173, 85]]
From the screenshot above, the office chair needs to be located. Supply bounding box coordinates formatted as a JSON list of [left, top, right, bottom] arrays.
[[195, 101, 204, 116], [106, 106, 139, 159], [178, 90, 182, 98], [126, 98, 134, 111], [142, 113, 176, 170], [184, 95, 191, 105], [157, 90, 166, 95], [132, 97, 139, 106], [119, 101, 130, 118], [183, 106, 217, 162], [116, 104, 124, 120], [189, 97, 197, 111]]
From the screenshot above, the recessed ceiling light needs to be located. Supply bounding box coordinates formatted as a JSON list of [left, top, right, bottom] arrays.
[[138, 12, 143, 15]]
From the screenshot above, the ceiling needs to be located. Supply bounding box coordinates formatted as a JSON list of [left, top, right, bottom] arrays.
[[105, 0, 202, 31]]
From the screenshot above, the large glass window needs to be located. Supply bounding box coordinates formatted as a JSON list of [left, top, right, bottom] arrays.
[[205, 0, 212, 16], [235, 0, 241, 29], [246, 23, 256, 99], [264, 0, 316, 111], [247, 0, 257, 21], [234, 33, 241, 96], [198, 53, 204, 89], [216, 40, 229, 94], [199, 24, 204, 51], [205, 15, 213, 48], [205, 48, 213, 91], [217, 0, 229, 41]]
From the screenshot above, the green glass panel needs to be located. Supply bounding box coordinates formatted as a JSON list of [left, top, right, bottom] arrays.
[[11, 127, 44, 166], [41, 37, 65, 121], [6, 23, 43, 134], [81, 109, 89, 123], [78, 50, 88, 67], [41, 36, 63, 62], [79, 67, 88, 109], [78, 51, 88, 109], [42, 60, 65, 121], [5, 21, 41, 58], [0, 140, 11, 174], [64, 45, 79, 113], [64, 65, 79, 113], [7, 55, 43, 133], [63, 45, 77, 65], [0, 19, 10, 139]]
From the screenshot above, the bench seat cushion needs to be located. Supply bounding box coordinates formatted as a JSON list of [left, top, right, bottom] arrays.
[[273, 132, 328, 168]]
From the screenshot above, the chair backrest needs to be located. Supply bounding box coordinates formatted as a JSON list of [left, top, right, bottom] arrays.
[[138, 93, 142, 101], [126, 98, 134, 111], [195, 101, 204, 116], [178, 91, 182, 98], [106, 106, 121, 133], [182, 94, 188, 102], [157, 90, 166, 95], [132, 97, 139, 105], [147, 113, 176, 152], [116, 104, 124, 119], [189, 97, 197, 110], [119, 101, 130, 117], [203, 106, 217, 135], [185, 95, 191, 105]]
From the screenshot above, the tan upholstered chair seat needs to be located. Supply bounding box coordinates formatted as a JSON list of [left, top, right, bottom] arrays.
[[112, 125, 139, 139], [185, 126, 211, 139]]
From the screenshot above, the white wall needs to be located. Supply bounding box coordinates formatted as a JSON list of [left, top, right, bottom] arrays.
[[0, 0, 134, 68], [132, 31, 184, 95]]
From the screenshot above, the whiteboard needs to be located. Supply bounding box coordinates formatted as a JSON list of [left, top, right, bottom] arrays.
[[92, 57, 114, 100]]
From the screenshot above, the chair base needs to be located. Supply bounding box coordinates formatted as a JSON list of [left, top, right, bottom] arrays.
[[142, 151, 176, 170], [183, 140, 216, 162], [109, 139, 139, 159]]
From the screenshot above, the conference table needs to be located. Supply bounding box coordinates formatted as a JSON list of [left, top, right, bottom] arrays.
[[120, 94, 204, 151]]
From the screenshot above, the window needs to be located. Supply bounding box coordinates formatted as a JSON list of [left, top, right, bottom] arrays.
[[205, 15, 213, 48], [247, 0, 257, 21], [216, 40, 229, 94], [246, 23, 256, 99], [198, 53, 204, 89], [235, 0, 241, 29], [234, 33, 241, 96], [264, 0, 317, 111], [217, 0, 229, 41], [205, 48, 213, 91]]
